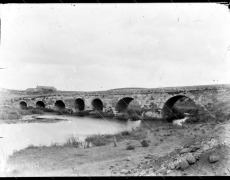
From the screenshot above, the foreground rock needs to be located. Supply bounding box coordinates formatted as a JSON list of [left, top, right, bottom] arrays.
[[179, 159, 190, 170], [209, 154, 220, 163], [186, 153, 196, 164], [180, 148, 190, 154], [120, 169, 129, 174], [140, 138, 224, 175]]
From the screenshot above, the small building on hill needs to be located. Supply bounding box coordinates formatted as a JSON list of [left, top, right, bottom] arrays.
[[26, 88, 38, 92], [36, 85, 57, 92]]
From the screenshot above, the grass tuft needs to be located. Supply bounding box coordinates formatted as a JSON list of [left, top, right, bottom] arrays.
[[25, 144, 38, 149], [126, 143, 135, 150], [85, 135, 110, 146], [140, 139, 150, 147], [63, 135, 83, 148]]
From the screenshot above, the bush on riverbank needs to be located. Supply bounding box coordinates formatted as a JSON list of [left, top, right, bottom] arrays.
[[0, 106, 44, 120], [126, 109, 142, 120], [63, 135, 83, 148], [126, 143, 135, 150], [127, 109, 142, 116], [73, 110, 91, 116], [85, 127, 148, 147], [88, 110, 115, 118], [85, 135, 111, 146], [27, 107, 44, 115], [140, 139, 150, 147], [42, 108, 56, 113], [25, 144, 40, 149]]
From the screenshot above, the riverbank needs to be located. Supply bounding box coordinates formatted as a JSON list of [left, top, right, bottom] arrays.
[[4, 119, 230, 176], [0, 106, 44, 120]]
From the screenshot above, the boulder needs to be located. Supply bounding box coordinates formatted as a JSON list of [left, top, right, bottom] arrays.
[[186, 153, 196, 164], [179, 160, 190, 170], [173, 160, 182, 170], [202, 144, 210, 151], [190, 145, 200, 152], [144, 155, 152, 159], [160, 167, 167, 175], [167, 170, 171, 174], [180, 148, 190, 154], [208, 139, 218, 148], [194, 152, 202, 160], [146, 173, 156, 176], [175, 163, 181, 170], [167, 162, 176, 170], [209, 154, 220, 163], [139, 170, 147, 176], [183, 142, 193, 148], [120, 169, 129, 174]]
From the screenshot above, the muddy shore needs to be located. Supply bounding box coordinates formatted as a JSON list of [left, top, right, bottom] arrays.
[[3, 119, 230, 176]]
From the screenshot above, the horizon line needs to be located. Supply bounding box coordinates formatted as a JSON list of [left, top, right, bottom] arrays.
[[1, 83, 230, 92]]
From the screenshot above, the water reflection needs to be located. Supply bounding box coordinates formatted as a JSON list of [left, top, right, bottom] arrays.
[[0, 114, 142, 157]]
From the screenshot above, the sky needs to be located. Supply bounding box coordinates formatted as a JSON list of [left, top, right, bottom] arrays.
[[0, 3, 230, 91]]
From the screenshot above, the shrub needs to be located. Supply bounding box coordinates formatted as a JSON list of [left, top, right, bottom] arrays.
[[85, 134, 111, 146], [63, 135, 82, 148], [25, 144, 38, 149], [120, 130, 131, 136], [140, 139, 150, 147], [85, 127, 148, 147], [58, 109, 72, 114], [50, 142, 61, 147], [43, 108, 56, 113], [127, 109, 142, 116], [73, 110, 90, 116], [129, 114, 141, 120], [0, 106, 44, 120], [201, 129, 206, 134], [186, 115, 199, 123], [126, 143, 135, 150], [27, 108, 44, 114], [127, 127, 148, 140], [63, 135, 83, 148]]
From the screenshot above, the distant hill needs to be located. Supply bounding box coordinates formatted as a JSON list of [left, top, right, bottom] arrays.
[[107, 87, 147, 91]]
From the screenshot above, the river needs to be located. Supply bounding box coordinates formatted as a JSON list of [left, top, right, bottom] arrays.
[[0, 114, 142, 157]]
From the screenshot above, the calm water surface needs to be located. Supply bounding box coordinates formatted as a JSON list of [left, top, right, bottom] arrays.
[[0, 114, 142, 157]]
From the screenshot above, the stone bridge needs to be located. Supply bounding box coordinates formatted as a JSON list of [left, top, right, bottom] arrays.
[[4, 84, 230, 119]]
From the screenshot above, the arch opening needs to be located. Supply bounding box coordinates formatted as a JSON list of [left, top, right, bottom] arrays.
[[74, 98, 85, 111], [55, 100, 65, 110], [162, 95, 198, 121], [115, 97, 134, 113], [19, 101, 27, 109], [91, 99, 103, 111], [36, 101, 45, 108]]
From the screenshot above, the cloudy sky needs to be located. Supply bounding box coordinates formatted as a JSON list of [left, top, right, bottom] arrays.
[[0, 3, 230, 91]]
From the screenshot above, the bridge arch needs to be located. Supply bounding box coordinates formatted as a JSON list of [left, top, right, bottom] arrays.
[[91, 98, 103, 111], [74, 98, 85, 111], [19, 101, 27, 109], [162, 94, 198, 121], [55, 100, 65, 110], [115, 97, 134, 112], [36, 101, 45, 108]]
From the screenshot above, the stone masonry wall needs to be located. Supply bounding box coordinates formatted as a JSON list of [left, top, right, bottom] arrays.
[[3, 84, 230, 119]]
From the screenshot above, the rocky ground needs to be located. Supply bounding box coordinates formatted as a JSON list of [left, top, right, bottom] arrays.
[[2, 120, 230, 177]]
